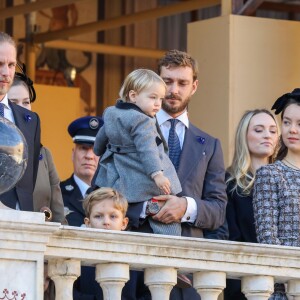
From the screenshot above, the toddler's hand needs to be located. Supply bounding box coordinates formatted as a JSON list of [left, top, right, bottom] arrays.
[[154, 173, 171, 194]]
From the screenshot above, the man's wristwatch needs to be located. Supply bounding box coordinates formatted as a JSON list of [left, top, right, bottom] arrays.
[[145, 199, 160, 216]]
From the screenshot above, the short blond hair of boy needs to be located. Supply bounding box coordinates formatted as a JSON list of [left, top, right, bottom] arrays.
[[119, 68, 166, 102], [83, 187, 128, 218]]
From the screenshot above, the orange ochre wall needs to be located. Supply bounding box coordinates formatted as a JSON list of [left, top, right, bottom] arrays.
[[32, 84, 85, 181]]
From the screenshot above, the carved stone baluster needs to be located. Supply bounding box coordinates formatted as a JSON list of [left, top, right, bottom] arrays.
[[95, 263, 129, 300], [193, 271, 226, 300], [144, 267, 177, 300], [241, 275, 274, 300], [48, 259, 81, 300], [288, 279, 300, 299]]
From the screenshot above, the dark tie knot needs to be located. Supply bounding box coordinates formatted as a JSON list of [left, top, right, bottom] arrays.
[[169, 118, 180, 128]]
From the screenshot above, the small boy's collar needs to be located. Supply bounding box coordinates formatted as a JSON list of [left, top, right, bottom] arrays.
[[115, 99, 153, 118]]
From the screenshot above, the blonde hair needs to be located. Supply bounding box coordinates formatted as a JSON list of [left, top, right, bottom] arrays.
[[0, 32, 16, 50], [83, 187, 128, 218], [227, 109, 278, 194], [119, 69, 166, 102]]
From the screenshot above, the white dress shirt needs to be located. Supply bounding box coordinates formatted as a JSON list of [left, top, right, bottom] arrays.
[[156, 109, 188, 148], [1, 95, 15, 123], [73, 174, 90, 198]]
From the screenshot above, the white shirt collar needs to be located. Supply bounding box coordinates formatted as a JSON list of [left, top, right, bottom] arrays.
[[1, 94, 15, 123], [1, 94, 10, 109], [156, 109, 189, 128], [73, 174, 90, 197]]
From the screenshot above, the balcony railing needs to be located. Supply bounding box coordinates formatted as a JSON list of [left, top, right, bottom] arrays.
[[1, 208, 300, 300]]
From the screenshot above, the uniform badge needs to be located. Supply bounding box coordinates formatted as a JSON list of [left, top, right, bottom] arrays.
[[89, 117, 99, 129], [64, 207, 74, 217], [65, 185, 74, 191]]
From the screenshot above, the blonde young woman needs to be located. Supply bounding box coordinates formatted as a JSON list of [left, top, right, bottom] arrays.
[[224, 109, 279, 300]]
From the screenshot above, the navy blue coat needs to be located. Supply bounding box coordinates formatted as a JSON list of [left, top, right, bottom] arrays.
[[0, 101, 40, 211], [61, 175, 85, 227]]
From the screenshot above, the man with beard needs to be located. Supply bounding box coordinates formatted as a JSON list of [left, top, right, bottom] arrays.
[[0, 32, 41, 211], [125, 50, 227, 299]]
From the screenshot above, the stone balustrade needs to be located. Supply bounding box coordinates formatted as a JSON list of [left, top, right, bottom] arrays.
[[1, 209, 300, 299]]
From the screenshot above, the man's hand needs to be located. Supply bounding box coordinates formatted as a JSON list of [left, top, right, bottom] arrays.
[[152, 195, 187, 224]]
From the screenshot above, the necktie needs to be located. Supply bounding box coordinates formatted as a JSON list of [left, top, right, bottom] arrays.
[[0, 102, 4, 118], [168, 119, 181, 171]]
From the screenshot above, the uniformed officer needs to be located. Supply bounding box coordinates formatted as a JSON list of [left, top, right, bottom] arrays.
[[61, 116, 103, 226]]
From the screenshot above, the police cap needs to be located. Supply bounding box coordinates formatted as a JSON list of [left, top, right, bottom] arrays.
[[68, 116, 104, 145]]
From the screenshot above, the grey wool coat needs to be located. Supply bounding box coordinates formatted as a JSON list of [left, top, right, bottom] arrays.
[[94, 100, 182, 203]]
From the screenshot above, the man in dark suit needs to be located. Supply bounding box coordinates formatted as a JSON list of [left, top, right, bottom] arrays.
[[0, 32, 41, 211], [61, 116, 103, 226], [126, 50, 228, 299]]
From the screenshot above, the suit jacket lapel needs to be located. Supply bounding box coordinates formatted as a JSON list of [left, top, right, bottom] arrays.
[[10, 101, 34, 147], [155, 117, 168, 151], [177, 124, 207, 185]]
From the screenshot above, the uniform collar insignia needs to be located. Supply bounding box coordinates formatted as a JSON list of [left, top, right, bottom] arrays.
[[64, 207, 74, 217], [65, 184, 74, 191]]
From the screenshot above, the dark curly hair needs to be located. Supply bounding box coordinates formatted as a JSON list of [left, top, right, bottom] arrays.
[[157, 49, 198, 81]]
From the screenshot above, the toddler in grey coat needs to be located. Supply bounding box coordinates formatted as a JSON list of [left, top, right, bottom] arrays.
[[94, 69, 182, 236]]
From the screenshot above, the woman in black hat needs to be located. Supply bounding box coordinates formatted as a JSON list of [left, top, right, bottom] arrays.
[[253, 89, 300, 298]]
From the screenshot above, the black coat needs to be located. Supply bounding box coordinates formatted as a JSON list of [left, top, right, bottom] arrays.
[[60, 175, 85, 227], [226, 180, 257, 243], [224, 178, 257, 300], [0, 101, 41, 211]]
